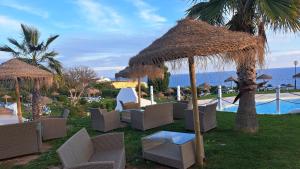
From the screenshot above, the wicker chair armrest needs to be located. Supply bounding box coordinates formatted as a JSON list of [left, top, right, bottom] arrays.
[[67, 161, 114, 169], [91, 133, 124, 151]]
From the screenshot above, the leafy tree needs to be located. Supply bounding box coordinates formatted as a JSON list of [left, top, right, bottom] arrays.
[[187, 0, 300, 132], [0, 24, 61, 119], [63, 66, 97, 106], [148, 66, 170, 93]]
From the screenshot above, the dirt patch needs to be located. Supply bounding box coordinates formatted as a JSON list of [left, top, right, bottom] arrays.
[[0, 143, 52, 166]]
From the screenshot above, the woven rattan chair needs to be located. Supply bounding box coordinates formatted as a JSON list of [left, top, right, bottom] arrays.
[[131, 103, 173, 131], [0, 121, 42, 160], [89, 108, 120, 132], [57, 128, 125, 169], [184, 102, 217, 132], [173, 101, 188, 119], [119, 101, 141, 123], [40, 109, 69, 141]]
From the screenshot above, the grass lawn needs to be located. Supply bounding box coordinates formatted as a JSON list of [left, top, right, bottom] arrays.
[[2, 112, 300, 169]]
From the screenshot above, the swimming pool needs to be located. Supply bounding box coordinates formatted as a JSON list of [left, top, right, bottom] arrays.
[[223, 99, 300, 114]]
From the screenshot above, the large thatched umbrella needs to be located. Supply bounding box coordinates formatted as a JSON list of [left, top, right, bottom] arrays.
[[115, 65, 164, 106], [129, 18, 263, 166], [0, 59, 53, 120], [2, 95, 12, 104]]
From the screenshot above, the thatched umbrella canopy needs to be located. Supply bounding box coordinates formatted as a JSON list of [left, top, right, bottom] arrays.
[[224, 76, 237, 82], [87, 88, 100, 97], [0, 59, 53, 120], [2, 95, 12, 104], [224, 76, 238, 89], [115, 65, 164, 106], [198, 83, 211, 91], [257, 74, 272, 81], [129, 18, 263, 166], [293, 73, 300, 78]]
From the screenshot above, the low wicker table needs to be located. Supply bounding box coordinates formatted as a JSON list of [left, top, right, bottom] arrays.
[[142, 131, 196, 169]]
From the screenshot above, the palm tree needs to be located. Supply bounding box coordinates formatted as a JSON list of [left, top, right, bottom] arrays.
[[187, 0, 300, 133], [0, 24, 62, 119]]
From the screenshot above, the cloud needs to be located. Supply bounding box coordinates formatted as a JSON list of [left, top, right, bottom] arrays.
[[0, 0, 49, 19], [130, 0, 167, 26], [0, 15, 20, 32], [74, 0, 124, 31], [93, 66, 125, 71]]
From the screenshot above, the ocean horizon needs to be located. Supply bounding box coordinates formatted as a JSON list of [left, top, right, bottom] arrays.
[[168, 67, 300, 87]]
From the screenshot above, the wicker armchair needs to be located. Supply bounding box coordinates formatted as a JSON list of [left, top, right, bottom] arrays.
[[173, 101, 188, 119], [89, 108, 120, 132], [131, 103, 174, 131], [184, 102, 217, 132], [57, 128, 125, 169], [0, 121, 42, 160], [119, 101, 141, 123], [40, 109, 69, 141]]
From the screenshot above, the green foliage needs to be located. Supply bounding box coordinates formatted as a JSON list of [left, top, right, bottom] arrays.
[[92, 82, 115, 90], [79, 98, 87, 105], [57, 95, 68, 103], [87, 99, 116, 111], [147, 66, 170, 93], [101, 89, 119, 98]]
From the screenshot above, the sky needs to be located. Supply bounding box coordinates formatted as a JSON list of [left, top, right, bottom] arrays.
[[0, 0, 300, 78]]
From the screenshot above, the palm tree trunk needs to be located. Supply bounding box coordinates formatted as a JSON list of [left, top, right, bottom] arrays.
[[235, 55, 258, 133], [32, 79, 41, 120]]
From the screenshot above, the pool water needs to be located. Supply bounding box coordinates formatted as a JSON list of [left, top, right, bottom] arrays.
[[223, 99, 300, 114]]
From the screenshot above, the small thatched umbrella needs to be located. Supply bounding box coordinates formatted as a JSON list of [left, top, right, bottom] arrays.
[[129, 18, 263, 166], [115, 65, 164, 106], [87, 88, 100, 97], [293, 73, 300, 78], [224, 76, 238, 89], [198, 83, 211, 92], [0, 59, 53, 120], [2, 95, 12, 104], [257, 74, 272, 81]]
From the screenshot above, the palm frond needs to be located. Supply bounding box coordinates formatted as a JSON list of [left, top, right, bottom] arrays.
[[7, 38, 26, 52], [257, 0, 300, 32], [186, 0, 231, 26], [40, 51, 59, 62], [45, 35, 59, 49], [0, 45, 19, 56]]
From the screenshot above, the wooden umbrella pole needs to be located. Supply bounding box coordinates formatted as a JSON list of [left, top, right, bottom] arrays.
[[138, 77, 141, 106], [188, 57, 205, 166], [15, 78, 22, 119]]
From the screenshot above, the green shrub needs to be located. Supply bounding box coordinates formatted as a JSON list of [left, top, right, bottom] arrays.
[[57, 95, 68, 103], [87, 99, 116, 111], [101, 89, 119, 98], [79, 98, 87, 105]]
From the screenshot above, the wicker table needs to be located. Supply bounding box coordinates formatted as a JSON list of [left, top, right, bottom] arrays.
[[142, 131, 196, 169]]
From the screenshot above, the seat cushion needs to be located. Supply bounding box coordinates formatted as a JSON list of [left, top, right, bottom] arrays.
[[89, 148, 125, 169]]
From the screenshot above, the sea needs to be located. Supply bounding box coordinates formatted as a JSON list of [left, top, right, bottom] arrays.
[[168, 67, 299, 87]]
